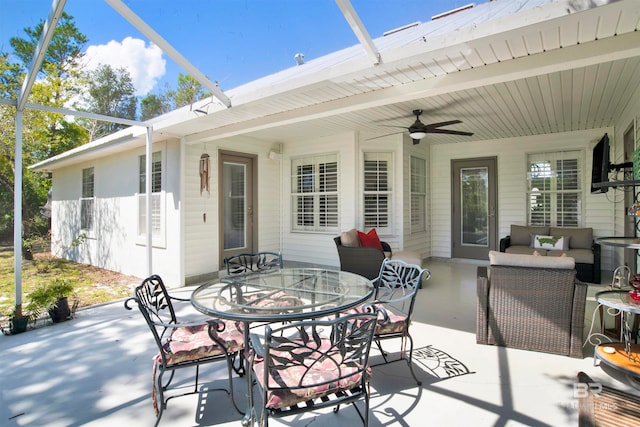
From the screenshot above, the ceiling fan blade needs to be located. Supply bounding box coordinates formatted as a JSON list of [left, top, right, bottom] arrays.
[[428, 128, 474, 136], [424, 120, 462, 130], [366, 131, 403, 141], [377, 124, 409, 130]]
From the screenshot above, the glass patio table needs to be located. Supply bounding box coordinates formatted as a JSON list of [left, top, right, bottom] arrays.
[[190, 268, 374, 425], [191, 268, 374, 322]]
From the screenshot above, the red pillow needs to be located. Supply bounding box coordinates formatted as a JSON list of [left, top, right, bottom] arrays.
[[357, 228, 383, 251]]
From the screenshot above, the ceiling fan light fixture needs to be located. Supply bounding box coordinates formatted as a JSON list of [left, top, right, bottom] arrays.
[[409, 130, 427, 139]]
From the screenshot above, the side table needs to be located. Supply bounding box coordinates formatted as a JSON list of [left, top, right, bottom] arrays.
[[593, 290, 640, 383]]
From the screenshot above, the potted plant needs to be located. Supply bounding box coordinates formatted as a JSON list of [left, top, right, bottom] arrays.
[[28, 278, 77, 323], [1, 304, 35, 335]]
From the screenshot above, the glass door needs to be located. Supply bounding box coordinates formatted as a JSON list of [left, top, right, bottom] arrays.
[[220, 153, 255, 264], [452, 158, 497, 260]]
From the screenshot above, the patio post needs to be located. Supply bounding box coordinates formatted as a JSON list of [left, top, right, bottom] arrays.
[[145, 126, 153, 276], [13, 111, 23, 313]]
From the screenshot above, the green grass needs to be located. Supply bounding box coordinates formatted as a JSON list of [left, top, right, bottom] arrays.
[[0, 250, 137, 317]]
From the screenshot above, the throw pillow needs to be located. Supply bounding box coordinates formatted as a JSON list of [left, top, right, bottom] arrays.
[[357, 228, 383, 251], [531, 235, 570, 251], [340, 229, 360, 247]]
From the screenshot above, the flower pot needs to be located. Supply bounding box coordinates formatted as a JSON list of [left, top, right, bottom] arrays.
[[10, 316, 29, 334], [48, 297, 71, 323]]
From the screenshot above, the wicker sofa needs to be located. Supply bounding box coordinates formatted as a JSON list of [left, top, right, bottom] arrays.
[[499, 224, 601, 283], [476, 251, 587, 358]]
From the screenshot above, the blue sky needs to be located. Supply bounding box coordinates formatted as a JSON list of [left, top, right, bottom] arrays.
[[1, 1, 472, 96]]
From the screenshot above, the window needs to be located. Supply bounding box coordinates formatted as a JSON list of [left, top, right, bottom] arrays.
[[527, 150, 581, 227], [411, 156, 426, 232], [291, 154, 338, 232], [80, 167, 94, 231], [363, 152, 392, 234], [138, 151, 162, 238]]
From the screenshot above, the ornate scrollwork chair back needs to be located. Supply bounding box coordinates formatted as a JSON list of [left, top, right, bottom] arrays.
[[248, 312, 378, 426], [124, 274, 244, 426], [224, 251, 283, 276], [367, 258, 430, 385]]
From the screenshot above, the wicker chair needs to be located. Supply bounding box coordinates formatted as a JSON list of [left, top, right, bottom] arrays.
[[476, 253, 588, 358], [577, 371, 640, 426], [333, 236, 392, 280]]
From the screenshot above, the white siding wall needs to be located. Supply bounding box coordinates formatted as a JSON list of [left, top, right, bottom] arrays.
[[282, 133, 357, 268], [430, 129, 617, 270], [183, 137, 281, 281], [51, 139, 183, 285], [403, 136, 430, 259], [281, 132, 414, 268]]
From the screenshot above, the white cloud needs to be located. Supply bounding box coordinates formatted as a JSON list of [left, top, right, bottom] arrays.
[[84, 37, 165, 96]]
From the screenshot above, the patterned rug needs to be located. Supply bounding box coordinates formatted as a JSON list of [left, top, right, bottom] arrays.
[[412, 345, 474, 379]]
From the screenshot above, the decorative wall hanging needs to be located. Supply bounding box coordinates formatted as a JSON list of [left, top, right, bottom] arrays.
[[200, 152, 210, 196], [199, 146, 210, 222]]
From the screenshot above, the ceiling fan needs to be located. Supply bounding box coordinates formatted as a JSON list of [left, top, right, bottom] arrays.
[[379, 109, 474, 144]]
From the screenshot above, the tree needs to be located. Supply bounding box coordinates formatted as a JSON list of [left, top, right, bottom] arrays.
[[10, 11, 87, 106], [80, 64, 137, 140], [167, 73, 211, 109], [140, 92, 171, 121], [0, 13, 88, 240]]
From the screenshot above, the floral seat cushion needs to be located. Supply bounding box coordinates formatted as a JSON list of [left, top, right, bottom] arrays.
[[244, 291, 304, 311], [253, 354, 371, 410], [345, 306, 408, 335], [151, 320, 244, 414], [163, 321, 244, 365]]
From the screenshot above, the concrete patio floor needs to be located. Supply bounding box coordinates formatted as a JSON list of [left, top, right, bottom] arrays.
[[1, 259, 638, 426]]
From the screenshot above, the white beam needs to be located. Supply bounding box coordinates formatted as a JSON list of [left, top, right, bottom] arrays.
[[18, 0, 66, 112], [13, 111, 23, 312], [105, 0, 232, 108], [335, 0, 380, 65], [1, 98, 146, 127], [145, 126, 153, 276], [26, 101, 145, 127]]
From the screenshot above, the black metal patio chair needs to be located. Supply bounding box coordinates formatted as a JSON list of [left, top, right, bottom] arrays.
[[124, 274, 244, 426], [247, 312, 378, 426], [224, 251, 283, 276], [358, 258, 430, 385]]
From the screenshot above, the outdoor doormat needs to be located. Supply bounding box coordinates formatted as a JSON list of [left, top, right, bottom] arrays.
[[413, 345, 474, 380]]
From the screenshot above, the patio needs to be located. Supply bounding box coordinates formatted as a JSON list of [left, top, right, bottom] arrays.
[[1, 259, 636, 427]]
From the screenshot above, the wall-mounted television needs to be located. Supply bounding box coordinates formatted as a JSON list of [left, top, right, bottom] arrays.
[[590, 133, 610, 194]]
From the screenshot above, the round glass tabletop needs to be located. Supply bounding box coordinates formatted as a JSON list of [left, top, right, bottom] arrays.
[[595, 289, 640, 315], [191, 268, 374, 322]]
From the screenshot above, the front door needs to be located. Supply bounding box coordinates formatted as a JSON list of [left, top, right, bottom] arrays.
[[451, 157, 497, 260], [219, 152, 256, 266]]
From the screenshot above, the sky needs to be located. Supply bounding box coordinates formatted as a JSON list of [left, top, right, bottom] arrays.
[[1, 0, 474, 97]]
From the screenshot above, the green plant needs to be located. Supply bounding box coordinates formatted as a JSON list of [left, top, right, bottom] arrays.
[[27, 278, 76, 317], [1, 304, 37, 335]]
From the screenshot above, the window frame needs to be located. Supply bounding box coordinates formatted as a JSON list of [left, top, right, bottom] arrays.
[[410, 155, 427, 233], [290, 153, 339, 233], [137, 149, 166, 247], [80, 166, 95, 234], [526, 150, 583, 227], [362, 151, 393, 235]]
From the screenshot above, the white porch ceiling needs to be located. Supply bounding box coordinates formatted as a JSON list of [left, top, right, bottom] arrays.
[[27, 0, 640, 171], [153, 0, 640, 148]]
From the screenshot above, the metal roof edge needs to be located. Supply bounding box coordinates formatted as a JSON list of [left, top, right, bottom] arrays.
[[30, 128, 143, 172]]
